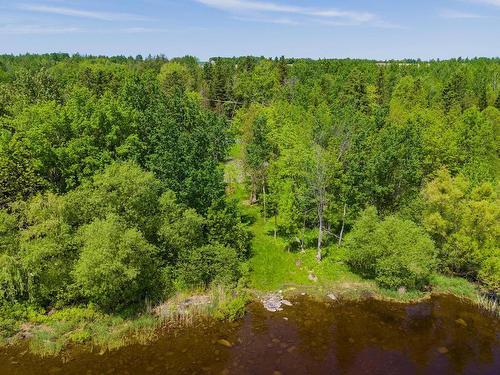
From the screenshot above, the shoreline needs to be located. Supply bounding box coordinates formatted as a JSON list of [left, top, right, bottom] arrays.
[[1, 280, 497, 359]]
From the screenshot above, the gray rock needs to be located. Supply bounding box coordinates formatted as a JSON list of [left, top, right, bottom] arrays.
[[262, 292, 292, 312], [308, 272, 318, 282], [327, 293, 338, 301]]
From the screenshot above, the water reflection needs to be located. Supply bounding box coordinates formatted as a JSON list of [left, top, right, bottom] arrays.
[[0, 295, 498, 375]]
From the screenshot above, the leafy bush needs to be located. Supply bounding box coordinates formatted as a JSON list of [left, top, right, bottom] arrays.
[[0, 254, 25, 302], [0, 209, 18, 255], [74, 215, 162, 311], [157, 190, 205, 261], [342, 207, 380, 278], [18, 192, 78, 306], [71, 161, 163, 240], [422, 169, 499, 289], [213, 294, 247, 322], [177, 244, 241, 288], [479, 255, 500, 293], [344, 207, 436, 290], [206, 198, 252, 258]]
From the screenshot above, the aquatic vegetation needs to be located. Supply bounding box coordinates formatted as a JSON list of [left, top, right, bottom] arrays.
[[1, 295, 498, 374], [475, 295, 500, 318]]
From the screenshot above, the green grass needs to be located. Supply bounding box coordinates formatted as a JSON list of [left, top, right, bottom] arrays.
[[430, 273, 479, 299], [225, 150, 362, 293], [225, 142, 363, 293], [246, 204, 360, 291]]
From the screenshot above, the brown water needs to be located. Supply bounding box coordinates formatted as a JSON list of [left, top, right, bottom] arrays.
[[0, 295, 499, 375]]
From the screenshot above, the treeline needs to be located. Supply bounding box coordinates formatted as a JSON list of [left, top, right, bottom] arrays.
[[0, 54, 252, 313], [0, 54, 499, 317], [229, 56, 499, 292]]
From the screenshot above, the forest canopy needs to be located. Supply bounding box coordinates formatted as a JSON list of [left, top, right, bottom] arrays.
[[0, 54, 498, 318]]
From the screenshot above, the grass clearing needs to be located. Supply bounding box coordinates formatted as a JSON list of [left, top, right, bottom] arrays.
[[247, 205, 361, 291]]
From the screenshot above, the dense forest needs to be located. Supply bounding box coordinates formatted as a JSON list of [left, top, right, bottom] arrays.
[[0, 54, 498, 335]]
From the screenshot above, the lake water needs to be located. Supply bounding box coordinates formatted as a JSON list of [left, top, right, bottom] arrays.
[[0, 294, 498, 374]]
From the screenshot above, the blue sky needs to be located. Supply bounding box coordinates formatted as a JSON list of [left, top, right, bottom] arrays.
[[0, 0, 499, 59]]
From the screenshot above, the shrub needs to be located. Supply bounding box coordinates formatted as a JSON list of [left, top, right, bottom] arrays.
[[74, 215, 162, 311], [0, 254, 25, 302], [0, 210, 18, 255], [157, 190, 205, 261], [206, 198, 252, 258], [422, 169, 499, 287], [213, 294, 247, 322], [342, 206, 380, 278], [479, 255, 500, 293], [177, 244, 241, 288], [344, 207, 436, 290], [18, 193, 77, 306], [73, 161, 164, 240]]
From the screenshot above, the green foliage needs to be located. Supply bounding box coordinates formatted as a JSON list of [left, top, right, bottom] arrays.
[[74, 161, 163, 239], [430, 274, 478, 299], [0, 55, 499, 345], [177, 244, 241, 288], [74, 214, 162, 311], [157, 190, 205, 261], [213, 293, 247, 322], [158, 62, 193, 94], [422, 169, 499, 290], [0, 303, 40, 339], [344, 207, 436, 290], [235, 59, 280, 104], [18, 192, 77, 306], [0, 209, 18, 254], [144, 91, 230, 213], [456, 107, 498, 183], [0, 254, 25, 302], [206, 198, 252, 257], [478, 255, 500, 292], [342, 207, 380, 278]]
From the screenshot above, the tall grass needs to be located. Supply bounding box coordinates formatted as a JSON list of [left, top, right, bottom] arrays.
[[17, 285, 248, 357], [475, 295, 500, 318]]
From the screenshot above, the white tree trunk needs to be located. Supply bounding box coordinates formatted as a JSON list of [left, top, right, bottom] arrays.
[[338, 203, 347, 246]]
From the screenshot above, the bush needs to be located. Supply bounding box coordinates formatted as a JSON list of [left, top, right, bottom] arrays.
[[479, 255, 500, 293], [422, 169, 499, 284], [0, 210, 18, 255], [344, 207, 436, 290], [72, 161, 164, 240], [74, 215, 162, 311], [177, 244, 241, 288], [342, 207, 380, 278], [0, 302, 37, 339], [17, 193, 77, 306], [213, 294, 247, 322], [206, 198, 252, 258], [0, 254, 25, 302], [157, 190, 205, 261]]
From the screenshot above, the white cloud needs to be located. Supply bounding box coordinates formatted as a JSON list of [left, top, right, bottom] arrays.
[[232, 16, 299, 25], [441, 9, 485, 18], [0, 25, 171, 36], [195, 0, 377, 24], [121, 27, 170, 33], [464, 0, 500, 6], [0, 24, 83, 35], [18, 4, 148, 21]]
